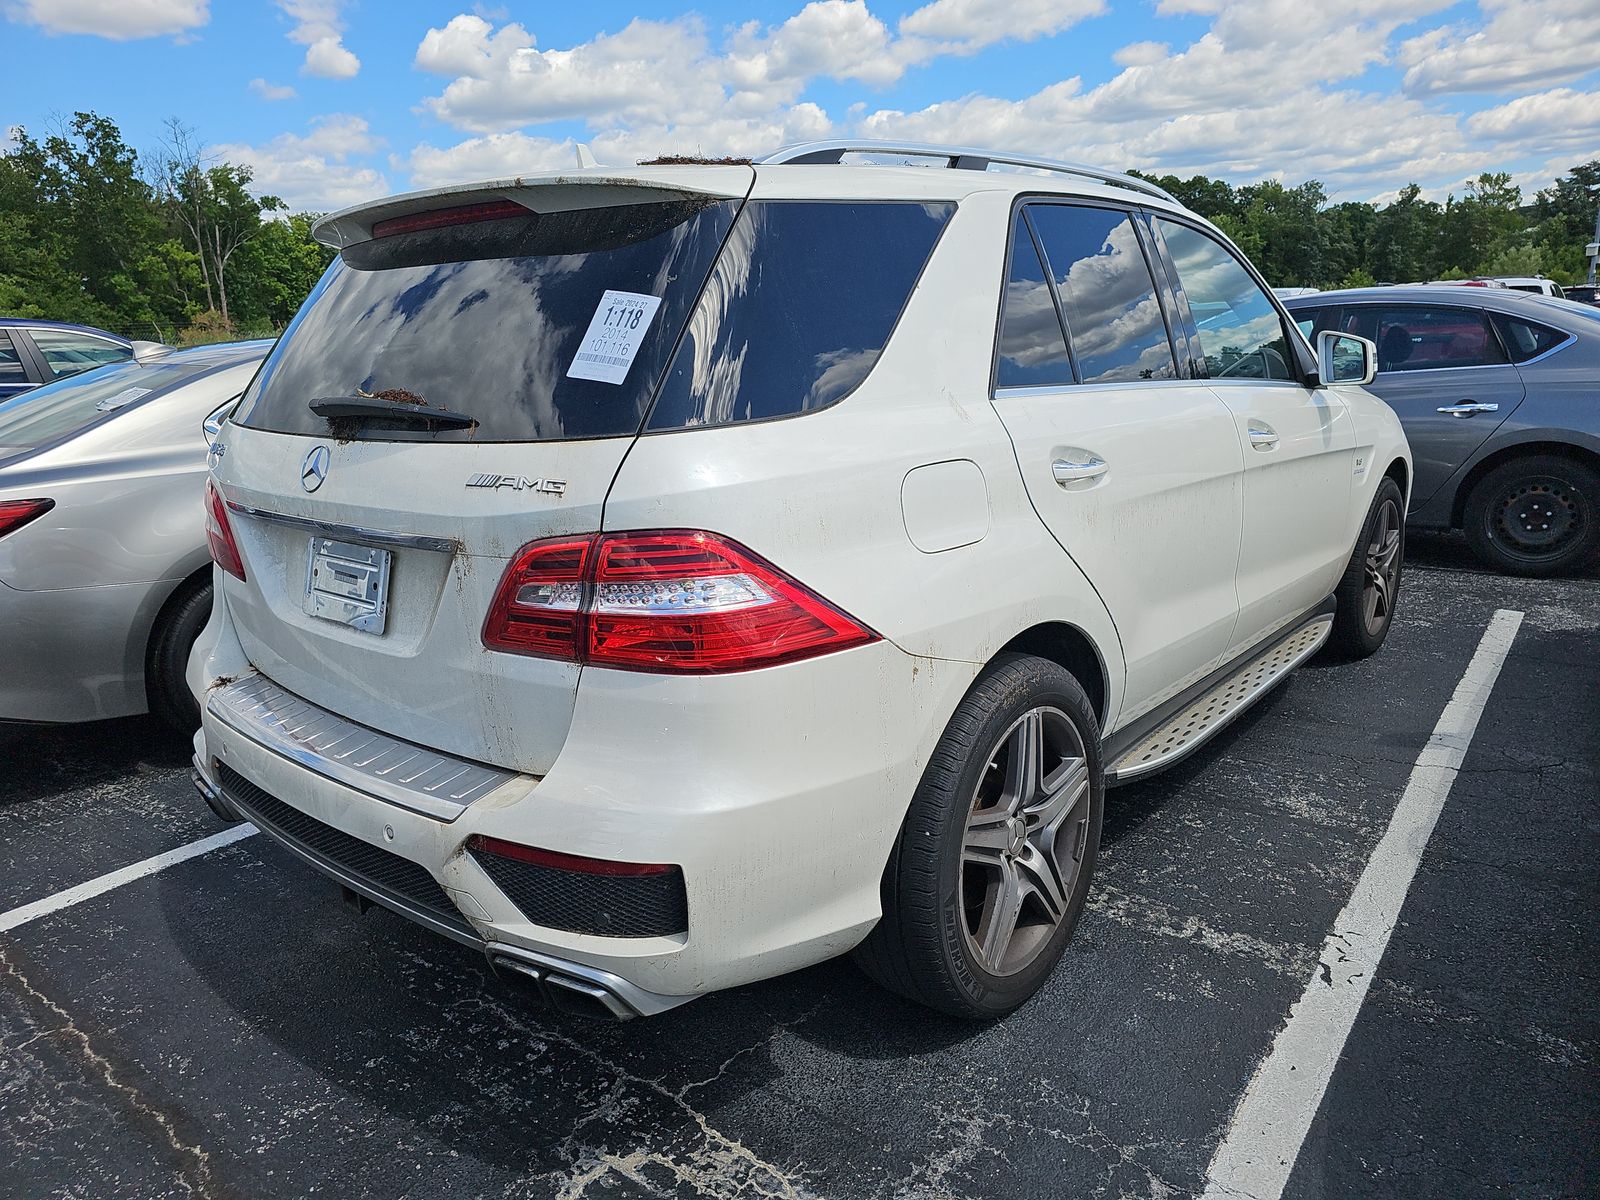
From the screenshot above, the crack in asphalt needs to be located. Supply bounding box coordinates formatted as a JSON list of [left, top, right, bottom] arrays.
[[0, 942, 219, 1200]]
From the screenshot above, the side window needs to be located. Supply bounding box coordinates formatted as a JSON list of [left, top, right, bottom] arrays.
[[1362, 306, 1508, 373], [29, 330, 132, 379], [0, 331, 27, 386], [647, 201, 954, 430], [1491, 313, 1569, 364], [1027, 204, 1176, 384], [1156, 220, 1295, 381], [995, 217, 1072, 387]]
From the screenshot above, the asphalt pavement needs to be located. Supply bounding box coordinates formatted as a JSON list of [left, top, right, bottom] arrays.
[[1, 532, 1595, 1200]]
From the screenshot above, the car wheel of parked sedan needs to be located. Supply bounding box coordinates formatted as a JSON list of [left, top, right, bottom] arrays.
[[854, 654, 1104, 1019], [147, 578, 212, 732], [1327, 477, 1406, 660], [1464, 455, 1600, 577]]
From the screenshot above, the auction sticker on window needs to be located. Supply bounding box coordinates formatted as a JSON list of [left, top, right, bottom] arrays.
[[566, 290, 663, 385]]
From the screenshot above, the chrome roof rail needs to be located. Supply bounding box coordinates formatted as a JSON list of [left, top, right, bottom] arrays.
[[757, 140, 1179, 204]]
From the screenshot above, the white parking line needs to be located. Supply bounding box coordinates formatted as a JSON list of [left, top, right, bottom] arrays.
[[1202, 608, 1524, 1200], [0, 824, 258, 934]]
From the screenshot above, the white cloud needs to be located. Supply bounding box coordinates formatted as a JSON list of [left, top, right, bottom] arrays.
[[213, 114, 386, 212], [277, 0, 360, 78], [249, 78, 297, 101], [1400, 0, 1600, 96], [6, 0, 207, 39], [414, 2, 1107, 134], [1466, 88, 1600, 153]]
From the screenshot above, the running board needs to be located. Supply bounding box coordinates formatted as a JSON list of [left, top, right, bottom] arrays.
[[1107, 615, 1333, 783]]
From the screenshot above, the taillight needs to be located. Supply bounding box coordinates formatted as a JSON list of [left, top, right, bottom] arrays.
[[482, 530, 877, 673], [204, 479, 246, 581], [0, 498, 53, 539]]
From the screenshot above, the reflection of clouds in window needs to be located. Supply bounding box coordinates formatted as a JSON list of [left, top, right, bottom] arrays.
[[677, 207, 759, 425], [805, 347, 877, 408], [1159, 221, 1292, 381], [1002, 278, 1067, 368], [1032, 207, 1175, 384]]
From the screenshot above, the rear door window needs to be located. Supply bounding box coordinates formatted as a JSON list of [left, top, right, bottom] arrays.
[[0, 331, 28, 387], [1491, 313, 1570, 363], [236, 199, 738, 443], [1156, 219, 1296, 381], [1026, 204, 1176, 384], [646, 201, 954, 430], [28, 329, 132, 378], [1345, 306, 1508, 372], [994, 216, 1073, 388]]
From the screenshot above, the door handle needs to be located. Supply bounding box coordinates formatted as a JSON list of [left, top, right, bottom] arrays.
[[1436, 402, 1499, 417], [1052, 455, 1108, 484], [1247, 422, 1279, 450]]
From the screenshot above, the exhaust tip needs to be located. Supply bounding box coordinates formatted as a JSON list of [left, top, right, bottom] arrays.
[[487, 953, 636, 1021]]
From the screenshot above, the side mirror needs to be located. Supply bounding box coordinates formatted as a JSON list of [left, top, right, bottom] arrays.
[[1316, 330, 1376, 386]]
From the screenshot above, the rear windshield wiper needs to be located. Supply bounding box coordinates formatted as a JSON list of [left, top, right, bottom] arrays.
[[310, 394, 477, 430]]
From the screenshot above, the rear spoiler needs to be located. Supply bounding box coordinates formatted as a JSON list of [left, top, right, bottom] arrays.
[[312, 166, 755, 251]]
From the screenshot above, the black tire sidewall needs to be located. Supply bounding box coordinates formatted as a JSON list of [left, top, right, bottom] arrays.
[[1464, 456, 1600, 577], [148, 580, 212, 732], [924, 657, 1104, 1016]]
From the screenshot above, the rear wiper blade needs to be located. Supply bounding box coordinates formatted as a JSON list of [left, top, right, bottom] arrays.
[[310, 395, 476, 429]]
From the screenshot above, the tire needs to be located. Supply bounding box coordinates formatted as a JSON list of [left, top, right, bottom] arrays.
[[1462, 454, 1600, 577], [147, 579, 212, 732], [853, 654, 1104, 1019], [1327, 476, 1405, 661]]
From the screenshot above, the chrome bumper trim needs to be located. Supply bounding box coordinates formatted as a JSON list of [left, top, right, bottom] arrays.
[[205, 673, 518, 822]]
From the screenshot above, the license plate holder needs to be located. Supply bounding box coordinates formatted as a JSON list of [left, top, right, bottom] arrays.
[[304, 537, 391, 634]]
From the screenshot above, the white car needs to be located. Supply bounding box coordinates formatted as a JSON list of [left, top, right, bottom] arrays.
[[189, 141, 1410, 1020]]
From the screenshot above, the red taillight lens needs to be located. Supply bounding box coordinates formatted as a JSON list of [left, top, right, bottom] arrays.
[[204, 479, 246, 581], [0, 498, 53, 539], [481, 536, 592, 659], [370, 199, 528, 239], [482, 530, 877, 673]]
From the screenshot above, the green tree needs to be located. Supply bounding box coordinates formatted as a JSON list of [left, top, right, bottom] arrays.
[[1370, 184, 1444, 282]]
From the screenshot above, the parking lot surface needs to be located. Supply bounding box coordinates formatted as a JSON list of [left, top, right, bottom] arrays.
[[2, 535, 1596, 1200]]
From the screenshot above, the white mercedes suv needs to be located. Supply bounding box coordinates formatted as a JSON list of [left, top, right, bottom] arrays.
[[190, 141, 1409, 1020]]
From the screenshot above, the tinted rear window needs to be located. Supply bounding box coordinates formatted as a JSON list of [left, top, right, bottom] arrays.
[[235, 199, 738, 443], [0, 360, 200, 450], [645, 201, 954, 430], [994, 216, 1073, 388], [1492, 313, 1569, 363]]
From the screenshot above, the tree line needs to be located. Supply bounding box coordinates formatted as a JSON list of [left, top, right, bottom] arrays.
[[2, 112, 1596, 347], [1132, 163, 1599, 290], [0, 112, 333, 344]]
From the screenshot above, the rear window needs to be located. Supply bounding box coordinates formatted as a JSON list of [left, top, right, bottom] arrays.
[[645, 201, 954, 430], [0, 331, 26, 386], [1492, 314, 1569, 363], [0, 360, 200, 450], [235, 199, 738, 443]]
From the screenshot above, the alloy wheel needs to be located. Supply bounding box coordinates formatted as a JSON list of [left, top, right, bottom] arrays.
[[960, 706, 1091, 977], [1363, 497, 1402, 636]]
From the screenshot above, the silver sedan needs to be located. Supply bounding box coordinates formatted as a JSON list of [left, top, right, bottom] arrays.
[[0, 341, 270, 728]]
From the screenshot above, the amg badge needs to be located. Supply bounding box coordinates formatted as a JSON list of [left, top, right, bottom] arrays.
[[465, 473, 567, 496]]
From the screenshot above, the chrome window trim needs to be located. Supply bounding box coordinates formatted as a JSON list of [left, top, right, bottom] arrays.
[[226, 502, 459, 554]]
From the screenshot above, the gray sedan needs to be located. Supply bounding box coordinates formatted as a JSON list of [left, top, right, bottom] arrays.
[[0, 340, 270, 728], [1286, 287, 1600, 575]]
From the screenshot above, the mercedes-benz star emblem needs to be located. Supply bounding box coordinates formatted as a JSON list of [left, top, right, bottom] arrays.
[[301, 445, 330, 493]]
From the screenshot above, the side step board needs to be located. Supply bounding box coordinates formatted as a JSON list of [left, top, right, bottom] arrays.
[[1107, 615, 1333, 784]]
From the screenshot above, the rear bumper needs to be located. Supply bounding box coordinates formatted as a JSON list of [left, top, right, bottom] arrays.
[[191, 635, 979, 1007], [0, 576, 167, 722]]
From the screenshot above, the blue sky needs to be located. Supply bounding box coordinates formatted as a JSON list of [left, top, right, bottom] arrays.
[[4, 1, 1597, 212]]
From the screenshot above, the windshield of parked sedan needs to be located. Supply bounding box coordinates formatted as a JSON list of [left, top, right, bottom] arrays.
[[0, 360, 202, 451]]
